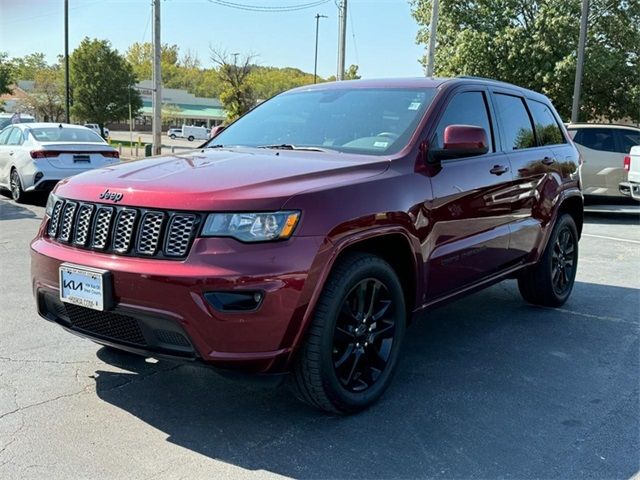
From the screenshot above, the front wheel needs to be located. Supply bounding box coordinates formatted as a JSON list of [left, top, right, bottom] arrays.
[[169, 134, 176, 139], [187, 135, 194, 141], [518, 213, 578, 307], [290, 253, 406, 414], [10, 168, 25, 203]]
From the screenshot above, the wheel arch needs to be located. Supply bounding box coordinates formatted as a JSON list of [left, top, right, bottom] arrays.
[[556, 193, 584, 238]]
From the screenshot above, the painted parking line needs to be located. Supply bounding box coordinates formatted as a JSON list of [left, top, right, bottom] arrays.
[[582, 233, 640, 245]]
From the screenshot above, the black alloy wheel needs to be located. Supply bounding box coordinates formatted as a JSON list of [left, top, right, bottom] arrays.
[[551, 226, 576, 295], [333, 278, 396, 393]]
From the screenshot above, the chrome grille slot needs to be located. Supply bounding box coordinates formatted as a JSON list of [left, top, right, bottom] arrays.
[[136, 212, 164, 255], [91, 207, 114, 249], [48, 200, 64, 237], [73, 204, 94, 246], [58, 201, 78, 242], [165, 214, 196, 257], [113, 209, 138, 253]]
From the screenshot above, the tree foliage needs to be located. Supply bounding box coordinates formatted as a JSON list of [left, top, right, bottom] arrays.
[[326, 64, 362, 82], [210, 49, 257, 122], [0, 53, 13, 111], [17, 68, 65, 122], [411, 0, 640, 123], [7, 53, 48, 81], [70, 38, 142, 135]]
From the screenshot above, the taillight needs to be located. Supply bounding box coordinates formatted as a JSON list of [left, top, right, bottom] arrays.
[[30, 150, 60, 159], [623, 155, 631, 171], [101, 151, 119, 158]]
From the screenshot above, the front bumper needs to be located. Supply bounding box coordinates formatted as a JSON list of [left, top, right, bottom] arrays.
[[31, 227, 329, 373]]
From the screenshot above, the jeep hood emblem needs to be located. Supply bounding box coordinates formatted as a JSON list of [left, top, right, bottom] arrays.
[[99, 188, 123, 203]]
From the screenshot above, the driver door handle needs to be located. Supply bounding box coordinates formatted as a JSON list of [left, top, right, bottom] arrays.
[[542, 156, 555, 165], [490, 165, 509, 176], [9, 151, 14, 156]]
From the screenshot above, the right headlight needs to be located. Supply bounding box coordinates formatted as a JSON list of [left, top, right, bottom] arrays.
[[201, 211, 300, 242]]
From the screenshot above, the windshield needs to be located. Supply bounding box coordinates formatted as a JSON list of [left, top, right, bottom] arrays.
[[207, 87, 437, 156], [29, 127, 105, 143]]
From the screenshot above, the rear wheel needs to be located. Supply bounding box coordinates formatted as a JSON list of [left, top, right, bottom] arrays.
[[187, 135, 194, 141], [169, 134, 176, 139], [10, 168, 25, 203], [290, 253, 406, 414], [518, 213, 578, 307]]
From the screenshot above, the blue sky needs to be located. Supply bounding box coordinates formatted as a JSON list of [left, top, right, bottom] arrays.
[[0, 0, 426, 79]]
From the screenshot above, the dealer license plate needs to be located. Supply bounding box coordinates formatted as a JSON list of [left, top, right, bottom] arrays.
[[59, 263, 109, 311]]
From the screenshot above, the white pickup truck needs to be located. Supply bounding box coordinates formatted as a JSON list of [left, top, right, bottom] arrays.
[[84, 123, 109, 139], [619, 145, 640, 201]]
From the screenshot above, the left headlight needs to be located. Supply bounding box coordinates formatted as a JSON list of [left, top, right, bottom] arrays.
[[202, 211, 300, 242], [45, 192, 59, 217]]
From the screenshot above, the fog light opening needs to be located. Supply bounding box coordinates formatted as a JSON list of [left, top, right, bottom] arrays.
[[204, 291, 265, 312]]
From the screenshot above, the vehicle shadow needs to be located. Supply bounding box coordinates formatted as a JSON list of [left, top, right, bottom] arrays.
[[93, 280, 639, 479], [584, 211, 639, 226], [0, 196, 43, 221]]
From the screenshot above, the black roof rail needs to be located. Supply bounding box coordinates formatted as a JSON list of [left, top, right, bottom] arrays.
[[456, 75, 515, 86]]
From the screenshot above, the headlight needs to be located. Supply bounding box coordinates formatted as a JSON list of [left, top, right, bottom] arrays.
[[45, 192, 60, 217], [202, 211, 300, 242]]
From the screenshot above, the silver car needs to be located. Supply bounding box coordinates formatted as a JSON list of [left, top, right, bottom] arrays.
[[0, 123, 120, 202], [567, 123, 640, 199]]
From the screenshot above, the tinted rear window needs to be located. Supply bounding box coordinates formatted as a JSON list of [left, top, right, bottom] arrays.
[[494, 94, 536, 150], [617, 129, 640, 153], [527, 100, 565, 146], [571, 128, 617, 153], [29, 127, 105, 143]]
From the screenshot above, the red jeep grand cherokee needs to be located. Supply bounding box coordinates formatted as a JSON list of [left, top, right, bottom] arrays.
[[31, 78, 582, 413]]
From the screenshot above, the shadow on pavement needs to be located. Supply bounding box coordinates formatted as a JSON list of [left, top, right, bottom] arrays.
[[93, 280, 639, 479], [584, 211, 640, 226], [0, 196, 44, 221]]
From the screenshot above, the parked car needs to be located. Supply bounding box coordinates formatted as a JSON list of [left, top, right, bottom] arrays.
[[167, 127, 183, 140], [566, 123, 640, 199], [0, 123, 120, 202], [84, 123, 110, 139], [182, 125, 209, 141], [619, 145, 640, 201], [31, 78, 582, 413], [0, 113, 35, 130]]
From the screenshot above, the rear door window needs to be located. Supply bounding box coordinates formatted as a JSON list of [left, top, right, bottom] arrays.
[[571, 128, 617, 152], [527, 100, 565, 146], [616, 129, 640, 153], [493, 94, 536, 150], [432, 91, 493, 152], [7, 128, 24, 146]]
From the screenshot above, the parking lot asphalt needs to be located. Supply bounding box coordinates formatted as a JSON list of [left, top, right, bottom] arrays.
[[0, 195, 638, 480]]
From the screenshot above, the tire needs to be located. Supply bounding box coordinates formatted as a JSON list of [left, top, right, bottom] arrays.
[[10, 168, 25, 203], [187, 135, 194, 141], [518, 213, 578, 307], [290, 252, 407, 414], [169, 134, 176, 139]]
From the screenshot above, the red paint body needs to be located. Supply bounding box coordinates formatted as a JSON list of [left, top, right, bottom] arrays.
[[31, 78, 582, 374]]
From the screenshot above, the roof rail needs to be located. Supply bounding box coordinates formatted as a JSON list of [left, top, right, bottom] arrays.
[[456, 75, 513, 85]]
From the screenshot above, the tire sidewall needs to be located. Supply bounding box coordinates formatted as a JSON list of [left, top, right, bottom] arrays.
[[546, 214, 579, 303], [10, 169, 22, 202], [317, 259, 406, 411]]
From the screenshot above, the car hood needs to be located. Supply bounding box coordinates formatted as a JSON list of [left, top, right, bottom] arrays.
[[54, 147, 390, 211]]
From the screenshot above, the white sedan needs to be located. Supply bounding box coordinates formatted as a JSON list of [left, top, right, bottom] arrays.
[[0, 123, 120, 202]]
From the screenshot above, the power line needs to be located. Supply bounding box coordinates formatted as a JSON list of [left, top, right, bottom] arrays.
[[347, 0, 359, 66], [208, 0, 330, 12]]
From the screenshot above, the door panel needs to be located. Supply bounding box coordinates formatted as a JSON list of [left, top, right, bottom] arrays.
[[425, 152, 514, 299]]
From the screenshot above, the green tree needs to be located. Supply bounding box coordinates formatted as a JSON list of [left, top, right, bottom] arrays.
[[0, 53, 13, 112], [8, 52, 48, 80], [71, 38, 142, 136], [125, 42, 181, 86], [248, 66, 316, 100], [410, 0, 640, 123], [210, 49, 256, 121], [326, 64, 361, 81], [18, 68, 65, 121]]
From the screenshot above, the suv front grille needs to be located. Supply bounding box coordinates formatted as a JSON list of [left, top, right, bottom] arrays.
[[47, 199, 200, 259]]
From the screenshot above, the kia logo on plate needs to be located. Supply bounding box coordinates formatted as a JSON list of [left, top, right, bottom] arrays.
[[99, 188, 123, 203]]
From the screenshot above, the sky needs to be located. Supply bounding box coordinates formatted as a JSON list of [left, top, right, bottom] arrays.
[[0, 0, 427, 80]]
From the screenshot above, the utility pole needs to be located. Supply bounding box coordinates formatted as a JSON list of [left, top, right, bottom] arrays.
[[425, 0, 439, 77], [64, 0, 70, 123], [336, 0, 347, 80], [152, 0, 162, 155], [571, 0, 589, 123], [314, 13, 327, 84]]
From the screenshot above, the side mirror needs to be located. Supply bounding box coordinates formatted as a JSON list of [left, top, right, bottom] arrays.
[[431, 124, 489, 161], [210, 125, 225, 138]]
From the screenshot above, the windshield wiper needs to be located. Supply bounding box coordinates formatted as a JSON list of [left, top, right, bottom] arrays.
[[257, 144, 332, 152]]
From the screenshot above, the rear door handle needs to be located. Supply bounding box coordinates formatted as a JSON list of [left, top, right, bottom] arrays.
[[8, 151, 14, 156], [542, 156, 555, 165], [490, 165, 509, 176]]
